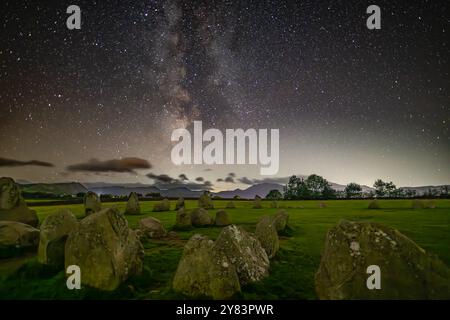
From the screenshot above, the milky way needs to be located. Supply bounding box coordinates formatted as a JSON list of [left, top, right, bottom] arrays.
[[0, 0, 449, 189]]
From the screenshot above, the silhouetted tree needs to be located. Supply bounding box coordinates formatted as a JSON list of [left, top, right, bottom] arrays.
[[266, 189, 283, 200], [345, 183, 362, 198], [373, 179, 386, 197]]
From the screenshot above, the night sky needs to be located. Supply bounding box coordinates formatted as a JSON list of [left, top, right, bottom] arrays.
[[0, 0, 449, 190]]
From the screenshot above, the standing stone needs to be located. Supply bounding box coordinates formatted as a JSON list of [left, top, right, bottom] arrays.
[[272, 210, 289, 233], [175, 197, 185, 210], [198, 192, 214, 209], [315, 220, 450, 299], [173, 234, 240, 299], [215, 225, 269, 285], [38, 209, 78, 267], [252, 195, 262, 209], [215, 210, 231, 226], [0, 221, 40, 258], [139, 217, 166, 239], [368, 200, 380, 209], [153, 198, 170, 212], [255, 216, 279, 258], [318, 202, 327, 208], [83, 191, 101, 216], [225, 201, 236, 209], [174, 208, 192, 230], [125, 192, 141, 215], [412, 199, 425, 209], [0, 177, 38, 227], [191, 208, 213, 227], [65, 207, 144, 291], [270, 201, 278, 208]]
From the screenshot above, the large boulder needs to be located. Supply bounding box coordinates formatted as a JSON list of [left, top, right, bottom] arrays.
[[272, 210, 289, 233], [125, 192, 141, 215], [255, 216, 279, 258], [0, 177, 38, 227], [139, 217, 166, 239], [175, 197, 185, 210], [174, 208, 192, 230], [215, 210, 231, 226], [315, 220, 450, 299], [37, 209, 78, 267], [83, 191, 101, 216], [65, 207, 144, 291], [215, 225, 269, 285], [173, 234, 240, 299], [0, 221, 40, 258], [198, 192, 214, 209], [190, 208, 213, 227], [153, 198, 170, 212]]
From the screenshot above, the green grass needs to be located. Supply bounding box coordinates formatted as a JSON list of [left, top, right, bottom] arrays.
[[0, 199, 449, 299]]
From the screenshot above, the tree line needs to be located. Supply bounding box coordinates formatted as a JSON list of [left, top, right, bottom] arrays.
[[264, 175, 450, 200]]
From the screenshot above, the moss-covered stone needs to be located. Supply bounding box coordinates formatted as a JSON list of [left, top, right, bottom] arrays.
[[174, 208, 192, 230], [139, 217, 166, 239], [272, 210, 289, 233], [83, 191, 101, 216], [0, 221, 39, 258], [173, 234, 240, 299], [175, 197, 185, 210], [198, 192, 214, 209], [255, 216, 279, 259], [125, 192, 141, 215], [190, 208, 213, 227], [65, 207, 144, 291], [0, 177, 38, 227], [315, 220, 450, 299], [252, 195, 262, 209], [225, 201, 236, 209], [215, 210, 231, 226], [215, 225, 269, 285], [173, 234, 241, 299], [368, 200, 380, 209], [153, 198, 170, 212], [37, 209, 78, 267]]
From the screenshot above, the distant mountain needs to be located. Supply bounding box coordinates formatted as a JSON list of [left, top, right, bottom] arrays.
[[89, 185, 161, 196], [399, 185, 449, 196], [160, 187, 204, 198], [215, 183, 284, 199], [20, 182, 88, 195], [16, 179, 449, 199]]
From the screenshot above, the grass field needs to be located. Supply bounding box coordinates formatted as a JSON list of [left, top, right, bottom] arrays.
[[0, 199, 449, 300]]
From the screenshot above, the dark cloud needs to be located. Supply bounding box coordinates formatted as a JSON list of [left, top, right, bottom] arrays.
[[67, 158, 151, 173], [216, 178, 224, 182], [147, 173, 178, 183], [228, 172, 236, 177], [0, 157, 54, 168], [147, 172, 213, 191], [238, 177, 254, 185], [203, 168, 212, 172], [224, 176, 235, 183]]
